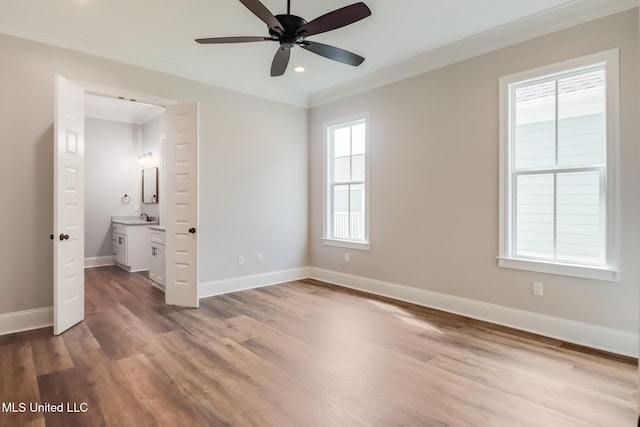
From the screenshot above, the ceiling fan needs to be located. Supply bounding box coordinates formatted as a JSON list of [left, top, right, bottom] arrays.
[[195, 0, 372, 76]]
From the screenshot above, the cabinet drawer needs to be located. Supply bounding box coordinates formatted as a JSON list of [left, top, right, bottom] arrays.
[[150, 229, 165, 245], [112, 223, 127, 235]]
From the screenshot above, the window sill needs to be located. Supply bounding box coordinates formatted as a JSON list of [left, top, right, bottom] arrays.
[[497, 257, 620, 282], [322, 238, 371, 251]]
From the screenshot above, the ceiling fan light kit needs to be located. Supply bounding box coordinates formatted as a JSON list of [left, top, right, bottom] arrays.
[[196, 0, 371, 77]]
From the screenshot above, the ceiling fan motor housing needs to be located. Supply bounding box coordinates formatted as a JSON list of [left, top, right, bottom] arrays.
[[270, 14, 308, 47]]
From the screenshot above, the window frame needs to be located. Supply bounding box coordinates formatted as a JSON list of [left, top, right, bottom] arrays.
[[322, 113, 371, 250], [498, 49, 620, 281]]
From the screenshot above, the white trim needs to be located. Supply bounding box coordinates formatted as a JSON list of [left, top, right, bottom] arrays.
[[84, 256, 115, 268], [321, 238, 370, 251], [0, 11, 307, 107], [149, 281, 165, 292], [308, 267, 638, 357], [74, 81, 177, 107], [198, 267, 310, 298], [309, 0, 637, 107], [0, 307, 53, 336], [323, 113, 370, 245], [498, 48, 619, 88], [498, 48, 620, 280], [6, 268, 635, 356], [0, 1, 633, 108], [497, 257, 620, 282]]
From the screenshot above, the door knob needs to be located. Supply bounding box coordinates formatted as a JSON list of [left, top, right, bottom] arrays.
[[59, 234, 69, 241], [50, 234, 54, 240], [189, 227, 196, 234]]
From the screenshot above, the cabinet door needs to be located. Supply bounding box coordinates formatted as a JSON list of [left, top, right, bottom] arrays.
[[156, 244, 165, 285], [114, 233, 128, 266], [149, 244, 165, 287], [113, 233, 118, 259], [149, 244, 159, 282], [127, 225, 151, 272]]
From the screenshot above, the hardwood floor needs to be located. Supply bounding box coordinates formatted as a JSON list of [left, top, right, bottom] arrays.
[[0, 265, 637, 426]]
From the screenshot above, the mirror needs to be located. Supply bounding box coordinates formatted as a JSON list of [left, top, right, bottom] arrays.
[[142, 167, 158, 204]]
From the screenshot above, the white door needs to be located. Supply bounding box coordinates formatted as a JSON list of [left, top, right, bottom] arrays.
[[53, 75, 85, 334], [165, 103, 199, 307]]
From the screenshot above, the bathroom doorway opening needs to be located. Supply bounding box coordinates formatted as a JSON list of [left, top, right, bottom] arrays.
[[84, 93, 166, 274], [53, 76, 200, 335]]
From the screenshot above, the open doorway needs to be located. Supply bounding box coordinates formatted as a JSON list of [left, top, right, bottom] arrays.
[[53, 76, 200, 335], [84, 94, 167, 293]]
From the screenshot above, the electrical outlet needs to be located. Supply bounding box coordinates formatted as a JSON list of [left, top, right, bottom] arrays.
[[344, 253, 350, 263], [532, 282, 544, 297], [257, 253, 263, 263], [238, 255, 244, 265]]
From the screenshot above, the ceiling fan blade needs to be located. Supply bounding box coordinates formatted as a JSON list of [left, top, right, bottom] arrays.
[[195, 36, 274, 44], [296, 2, 371, 37], [238, 0, 284, 34], [300, 41, 364, 66], [271, 46, 291, 76]]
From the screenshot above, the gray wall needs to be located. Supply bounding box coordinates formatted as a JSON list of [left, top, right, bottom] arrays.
[[85, 118, 142, 259], [309, 10, 639, 333], [0, 33, 308, 315], [140, 113, 165, 222], [0, 8, 635, 341]]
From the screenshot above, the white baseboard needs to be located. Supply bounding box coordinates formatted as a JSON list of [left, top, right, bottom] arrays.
[[308, 267, 639, 358], [4, 267, 635, 357], [0, 307, 53, 336], [199, 267, 310, 298], [85, 256, 115, 268]]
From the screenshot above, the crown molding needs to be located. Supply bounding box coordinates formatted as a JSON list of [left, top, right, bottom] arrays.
[[308, 0, 638, 108], [0, 11, 309, 108], [0, 0, 636, 109]]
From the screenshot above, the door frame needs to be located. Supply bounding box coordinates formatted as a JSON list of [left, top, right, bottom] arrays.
[[76, 81, 177, 111], [66, 80, 197, 310]]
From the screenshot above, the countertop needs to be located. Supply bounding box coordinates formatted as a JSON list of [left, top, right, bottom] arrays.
[[112, 216, 159, 226]]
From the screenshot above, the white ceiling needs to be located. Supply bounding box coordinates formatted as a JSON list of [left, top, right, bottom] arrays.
[[0, 0, 635, 107]]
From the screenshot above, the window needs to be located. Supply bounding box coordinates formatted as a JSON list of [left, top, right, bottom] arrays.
[[323, 115, 370, 250], [499, 49, 620, 281]]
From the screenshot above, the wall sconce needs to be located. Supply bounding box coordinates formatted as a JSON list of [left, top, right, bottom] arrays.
[[138, 152, 153, 166]]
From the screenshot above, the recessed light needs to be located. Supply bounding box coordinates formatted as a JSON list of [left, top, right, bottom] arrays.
[[294, 66, 305, 73]]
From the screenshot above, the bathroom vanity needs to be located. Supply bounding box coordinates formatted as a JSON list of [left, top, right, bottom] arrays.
[[112, 217, 158, 272]]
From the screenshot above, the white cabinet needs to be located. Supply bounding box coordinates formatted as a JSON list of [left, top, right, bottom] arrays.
[[112, 222, 151, 272], [149, 227, 165, 289], [113, 230, 127, 266]]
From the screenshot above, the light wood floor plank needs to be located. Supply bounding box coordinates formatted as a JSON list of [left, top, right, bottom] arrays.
[[30, 335, 75, 377], [0, 265, 636, 426], [0, 343, 43, 426]]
